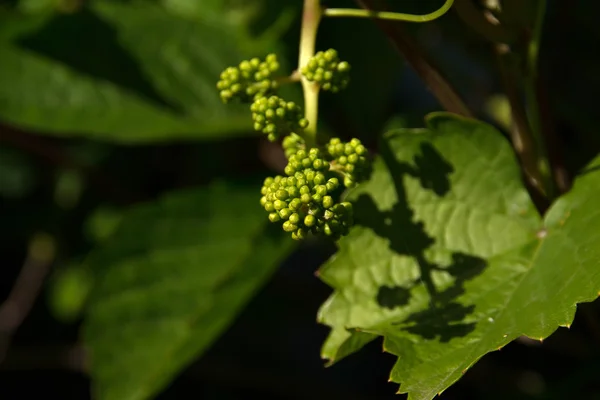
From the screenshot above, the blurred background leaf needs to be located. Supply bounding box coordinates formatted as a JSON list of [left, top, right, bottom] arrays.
[[82, 182, 295, 400], [1, 1, 600, 400], [0, 0, 293, 143]]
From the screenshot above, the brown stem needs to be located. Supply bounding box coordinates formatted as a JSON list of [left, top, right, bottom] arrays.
[[354, 0, 473, 118], [495, 43, 548, 211], [0, 233, 56, 364], [453, 0, 516, 43]]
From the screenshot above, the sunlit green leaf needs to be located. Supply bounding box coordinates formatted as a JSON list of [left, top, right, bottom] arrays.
[[318, 113, 600, 400]]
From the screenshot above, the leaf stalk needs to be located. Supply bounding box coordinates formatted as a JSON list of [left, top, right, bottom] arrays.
[[323, 0, 454, 22]]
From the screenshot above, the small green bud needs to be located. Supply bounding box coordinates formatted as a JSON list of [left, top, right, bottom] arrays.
[[289, 213, 300, 224], [264, 201, 275, 212], [301, 49, 351, 92], [304, 215, 316, 227], [279, 208, 292, 220], [282, 221, 297, 232], [276, 189, 289, 200], [273, 200, 285, 210], [269, 212, 281, 222]]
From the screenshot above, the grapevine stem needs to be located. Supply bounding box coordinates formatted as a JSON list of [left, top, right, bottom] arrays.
[[299, 0, 322, 148], [495, 43, 547, 205], [355, 0, 473, 117], [323, 0, 454, 22], [274, 71, 302, 86], [525, 0, 555, 198]]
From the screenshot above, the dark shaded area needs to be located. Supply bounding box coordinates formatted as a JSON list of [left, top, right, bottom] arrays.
[[1, 0, 600, 400], [578, 164, 600, 178], [377, 285, 410, 309], [16, 7, 181, 113], [413, 142, 454, 196]]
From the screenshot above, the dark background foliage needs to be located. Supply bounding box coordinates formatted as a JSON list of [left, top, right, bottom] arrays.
[[0, 0, 599, 399]]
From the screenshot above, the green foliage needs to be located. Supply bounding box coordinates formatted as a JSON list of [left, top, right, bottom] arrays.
[[0, 146, 37, 198], [317, 113, 600, 400], [1, 1, 599, 399], [0, 1, 283, 142], [48, 265, 94, 322], [84, 207, 124, 244], [82, 183, 294, 400]]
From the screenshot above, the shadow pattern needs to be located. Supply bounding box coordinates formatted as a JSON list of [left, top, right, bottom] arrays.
[[354, 139, 487, 342]]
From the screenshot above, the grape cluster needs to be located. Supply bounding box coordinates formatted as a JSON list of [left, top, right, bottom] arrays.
[[251, 96, 309, 142], [326, 138, 371, 188], [260, 135, 372, 240], [282, 133, 305, 158], [216, 50, 370, 242], [301, 49, 350, 93], [284, 148, 330, 176], [216, 54, 280, 103], [260, 173, 353, 240]]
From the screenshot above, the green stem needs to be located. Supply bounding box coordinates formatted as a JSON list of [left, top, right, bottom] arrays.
[[274, 71, 302, 86], [299, 0, 322, 148], [323, 0, 454, 22]]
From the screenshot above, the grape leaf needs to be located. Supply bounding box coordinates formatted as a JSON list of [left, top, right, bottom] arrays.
[[317, 113, 600, 400], [83, 182, 294, 400], [0, 1, 280, 142]]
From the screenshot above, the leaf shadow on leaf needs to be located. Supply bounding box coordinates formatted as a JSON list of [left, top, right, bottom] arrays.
[[353, 140, 487, 342], [578, 164, 600, 177], [15, 6, 182, 113]]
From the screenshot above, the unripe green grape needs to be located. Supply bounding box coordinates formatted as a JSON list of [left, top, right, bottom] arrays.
[[301, 49, 351, 92], [289, 198, 301, 211], [326, 177, 339, 192], [293, 228, 307, 240], [217, 54, 280, 103], [325, 137, 372, 188], [285, 147, 329, 176], [260, 164, 356, 240], [283, 133, 305, 158], [283, 221, 297, 232], [251, 95, 308, 142], [322, 196, 334, 209], [279, 208, 292, 220], [304, 215, 316, 227], [269, 212, 280, 222], [289, 213, 300, 224], [274, 200, 285, 210], [264, 201, 275, 212]]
